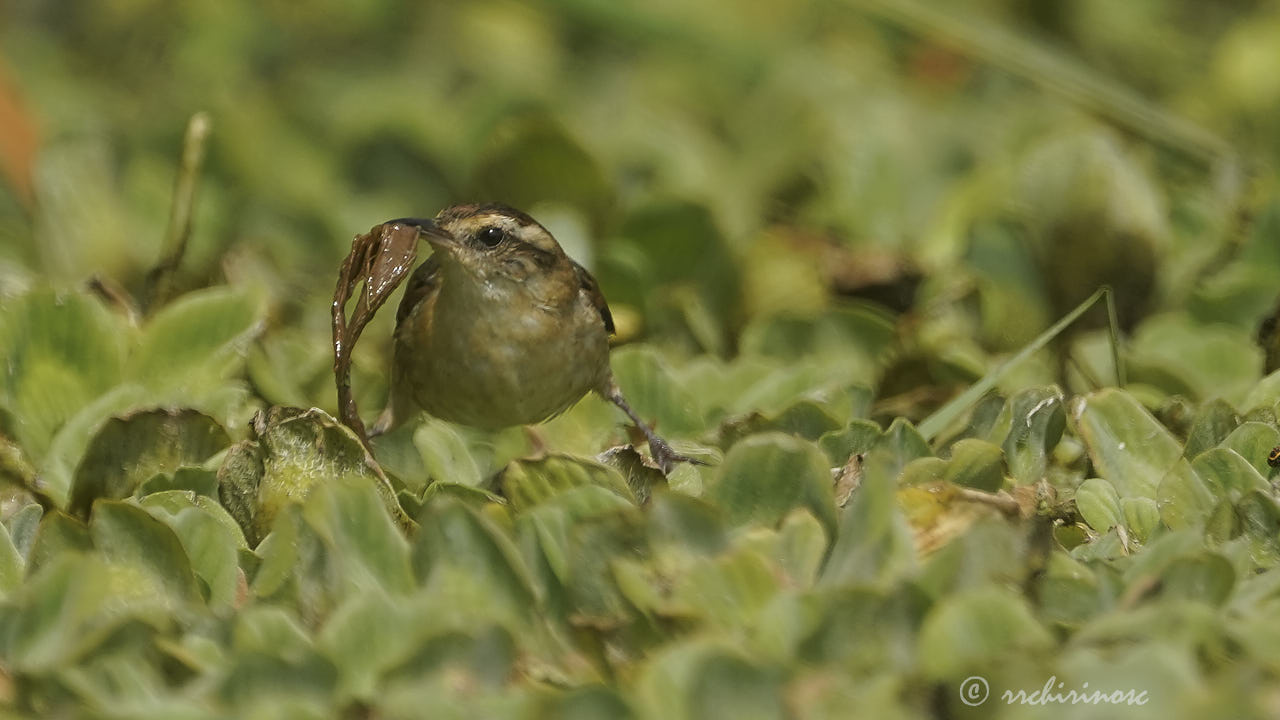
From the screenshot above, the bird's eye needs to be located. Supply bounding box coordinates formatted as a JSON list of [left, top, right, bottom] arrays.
[[477, 226, 505, 247]]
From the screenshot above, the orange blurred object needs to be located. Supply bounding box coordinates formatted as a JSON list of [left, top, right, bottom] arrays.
[[0, 60, 38, 207]]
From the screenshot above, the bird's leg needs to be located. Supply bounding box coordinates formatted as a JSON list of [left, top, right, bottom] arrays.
[[602, 381, 704, 474], [368, 406, 394, 438]]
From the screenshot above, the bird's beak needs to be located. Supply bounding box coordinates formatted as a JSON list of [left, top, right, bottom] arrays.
[[386, 217, 458, 251]]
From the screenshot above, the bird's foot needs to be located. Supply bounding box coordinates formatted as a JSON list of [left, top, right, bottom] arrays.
[[603, 380, 708, 474], [646, 434, 708, 475]]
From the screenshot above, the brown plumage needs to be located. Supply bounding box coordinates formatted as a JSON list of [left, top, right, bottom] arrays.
[[373, 203, 693, 472]]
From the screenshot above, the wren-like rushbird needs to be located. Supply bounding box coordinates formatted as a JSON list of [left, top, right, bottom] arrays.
[[371, 203, 696, 472]]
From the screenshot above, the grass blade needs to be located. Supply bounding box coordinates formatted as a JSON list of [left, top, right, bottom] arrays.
[[919, 286, 1121, 441]]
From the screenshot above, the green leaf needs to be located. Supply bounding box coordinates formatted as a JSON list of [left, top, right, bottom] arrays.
[[0, 519, 23, 596], [385, 623, 520, 691], [5, 502, 42, 562], [1243, 369, 1280, 414], [635, 643, 767, 720], [522, 505, 572, 583], [1121, 530, 1205, 587], [943, 438, 1005, 492], [605, 201, 740, 354], [219, 652, 338, 714], [989, 386, 1065, 485], [89, 500, 203, 609], [139, 491, 247, 611], [68, 408, 230, 516], [609, 345, 706, 436], [775, 509, 828, 588], [686, 653, 784, 720], [877, 418, 930, 476], [739, 306, 895, 373], [137, 467, 221, 498], [671, 547, 782, 629], [540, 685, 634, 720], [820, 451, 915, 588], [500, 454, 634, 512], [2, 554, 110, 672], [647, 492, 729, 556], [1157, 459, 1216, 530], [710, 433, 836, 535], [245, 332, 331, 410], [413, 419, 484, 488], [302, 478, 416, 597], [558, 510, 648, 629], [1127, 314, 1262, 406], [127, 285, 263, 392], [917, 585, 1054, 679], [4, 548, 198, 674], [412, 498, 539, 629], [417, 481, 506, 510], [232, 605, 314, 661], [1071, 388, 1181, 498], [1191, 448, 1269, 499], [26, 511, 92, 575], [218, 407, 409, 545], [534, 484, 639, 521], [0, 289, 127, 459], [899, 457, 946, 486], [1206, 498, 1239, 544], [216, 439, 264, 545], [248, 506, 302, 601], [1037, 552, 1102, 626], [1122, 496, 1161, 543], [798, 585, 927, 675], [916, 520, 1030, 598], [1161, 552, 1236, 605], [701, 359, 865, 422], [752, 399, 845, 442], [317, 591, 416, 702], [1237, 490, 1280, 563], [39, 383, 152, 508], [817, 418, 882, 465], [1075, 478, 1123, 533], [1219, 421, 1280, 477], [1183, 398, 1241, 459], [919, 286, 1122, 440]]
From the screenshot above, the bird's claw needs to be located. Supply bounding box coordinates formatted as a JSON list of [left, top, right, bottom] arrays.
[[647, 435, 707, 475]]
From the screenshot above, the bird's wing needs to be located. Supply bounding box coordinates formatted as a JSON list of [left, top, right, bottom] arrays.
[[572, 260, 614, 334], [395, 253, 442, 332]]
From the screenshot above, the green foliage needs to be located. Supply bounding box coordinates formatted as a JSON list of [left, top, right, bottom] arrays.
[[6, 0, 1280, 716], [68, 409, 230, 516], [217, 406, 409, 545]]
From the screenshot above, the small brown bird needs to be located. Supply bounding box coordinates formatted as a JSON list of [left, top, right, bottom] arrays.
[[371, 203, 695, 472]]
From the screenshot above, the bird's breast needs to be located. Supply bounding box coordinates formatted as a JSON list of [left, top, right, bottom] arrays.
[[404, 279, 609, 429]]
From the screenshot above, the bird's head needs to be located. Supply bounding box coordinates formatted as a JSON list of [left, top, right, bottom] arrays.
[[391, 204, 571, 289]]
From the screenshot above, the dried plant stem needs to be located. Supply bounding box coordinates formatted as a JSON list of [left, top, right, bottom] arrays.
[[953, 486, 1021, 517], [146, 111, 211, 312]]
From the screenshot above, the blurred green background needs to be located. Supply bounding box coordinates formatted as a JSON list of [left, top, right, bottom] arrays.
[[6, 1, 1280, 718], [4, 0, 1278, 387]]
